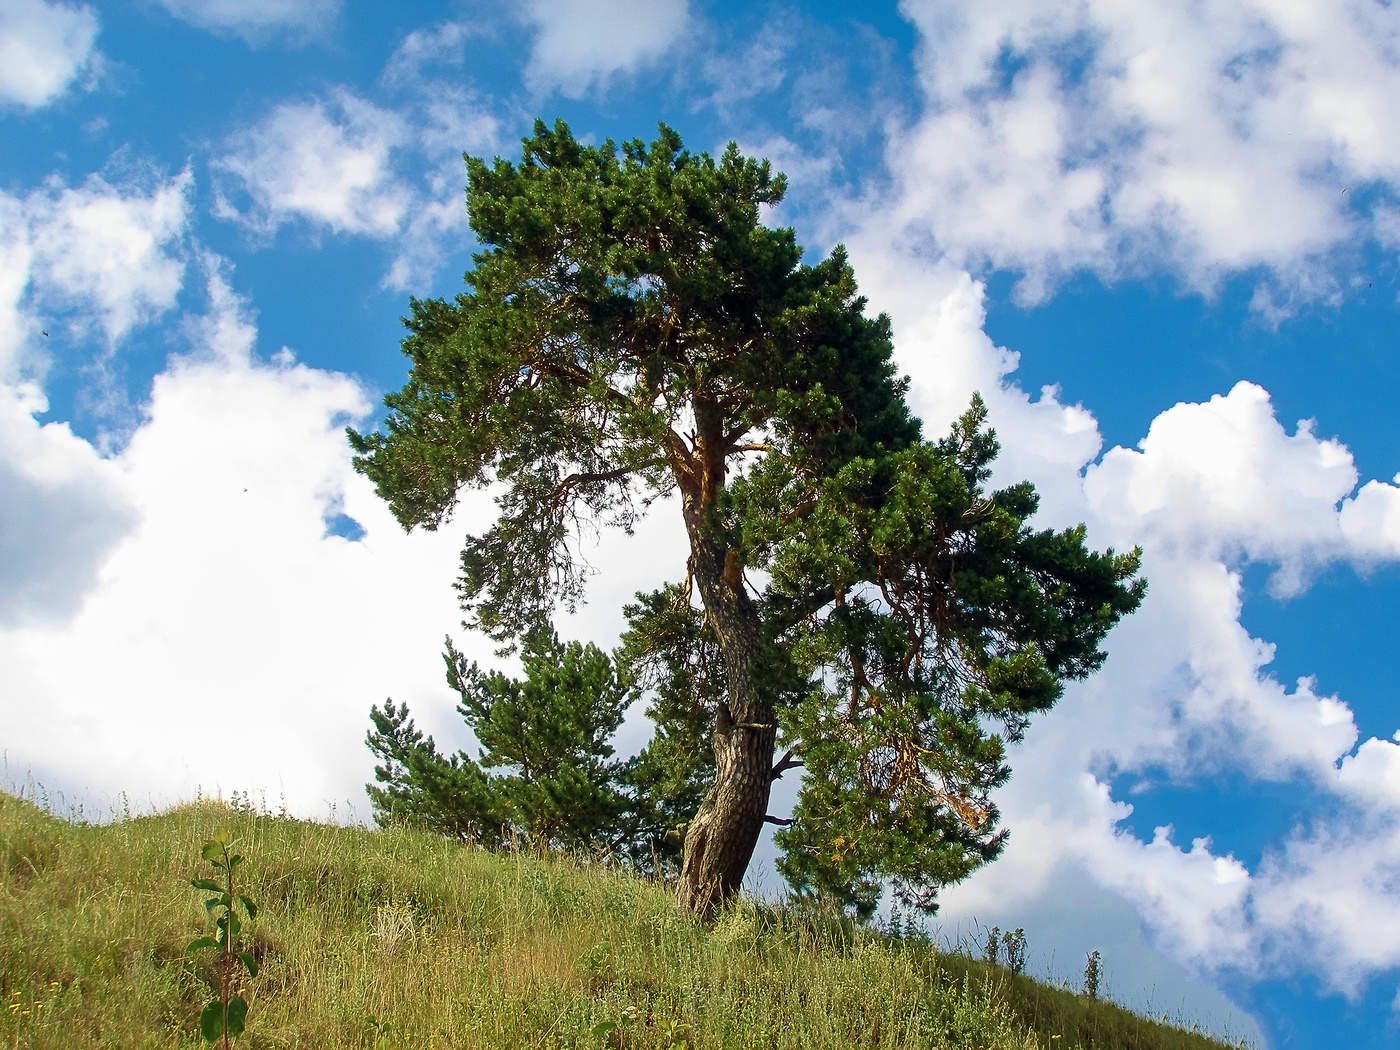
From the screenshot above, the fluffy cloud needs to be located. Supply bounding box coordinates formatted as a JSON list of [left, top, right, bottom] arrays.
[[890, 0, 1400, 304], [0, 163, 191, 467], [0, 383, 137, 627], [852, 260, 1400, 998], [214, 91, 410, 239], [0, 0, 99, 110], [811, 177, 1391, 991], [0, 164, 188, 629], [1086, 381, 1400, 595], [1253, 814, 1400, 992], [156, 0, 340, 43], [23, 169, 192, 348], [520, 0, 691, 98], [212, 70, 503, 292], [0, 265, 490, 816], [828, 15, 1400, 991]]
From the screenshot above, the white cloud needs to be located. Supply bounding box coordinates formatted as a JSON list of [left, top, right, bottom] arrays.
[[25, 169, 192, 347], [1085, 382, 1400, 595], [693, 21, 791, 116], [214, 91, 410, 239], [381, 190, 467, 294], [520, 0, 691, 98], [0, 195, 40, 385], [1253, 817, 1400, 993], [890, 0, 1400, 305], [0, 382, 137, 627], [834, 228, 1400, 998], [380, 20, 476, 87], [0, 0, 99, 110], [371, 21, 513, 291], [155, 0, 339, 43], [0, 166, 191, 620], [0, 264, 494, 817], [211, 75, 503, 292], [0, 164, 191, 392]]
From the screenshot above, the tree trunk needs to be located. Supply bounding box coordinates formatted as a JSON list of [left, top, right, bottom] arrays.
[[674, 541, 776, 915], [674, 678, 776, 915], [673, 407, 777, 915]]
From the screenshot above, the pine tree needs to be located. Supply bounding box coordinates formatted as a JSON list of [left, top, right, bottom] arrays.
[[350, 120, 1144, 915], [366, 630, 636, 854]]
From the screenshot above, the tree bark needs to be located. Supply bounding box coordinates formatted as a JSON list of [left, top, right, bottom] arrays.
[[673, 400, 777, 917]]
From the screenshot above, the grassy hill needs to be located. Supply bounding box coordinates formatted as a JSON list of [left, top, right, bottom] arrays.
[[0, 791, 1248, 1049]]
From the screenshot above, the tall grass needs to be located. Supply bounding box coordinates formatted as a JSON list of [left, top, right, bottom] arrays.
[[0, 791, 1246, 1049]]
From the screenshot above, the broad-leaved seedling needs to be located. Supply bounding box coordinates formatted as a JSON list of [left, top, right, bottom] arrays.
[[187, 829, 260, 1047]]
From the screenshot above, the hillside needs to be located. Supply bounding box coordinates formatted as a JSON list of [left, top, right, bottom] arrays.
[[0, 792, 1247, 1049]]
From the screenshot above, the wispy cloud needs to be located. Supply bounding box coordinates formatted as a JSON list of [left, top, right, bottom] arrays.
[[155, 0, 340, 44], [519, 0, 691, 98], [379, 19, 478, 88], [213, 91, 410, 239]]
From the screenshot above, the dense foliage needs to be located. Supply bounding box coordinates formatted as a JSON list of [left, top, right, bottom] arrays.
[[366, 631, 640, 855]]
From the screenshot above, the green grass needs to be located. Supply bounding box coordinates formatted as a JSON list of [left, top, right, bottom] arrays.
[[0, 791, 1248, 1049]]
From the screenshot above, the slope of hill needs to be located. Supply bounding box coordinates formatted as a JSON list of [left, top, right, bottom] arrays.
[[0, 792, 1248, 1049]]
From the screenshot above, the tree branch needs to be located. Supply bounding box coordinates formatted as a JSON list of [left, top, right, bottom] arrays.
[[770, 747, 804, 781], [763, 815, 794, 826], [780, 498, 817, 526], [548, 461, 662, 507]]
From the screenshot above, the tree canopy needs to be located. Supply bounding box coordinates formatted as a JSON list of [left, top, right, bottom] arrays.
[[350, 119, 1144, 916]]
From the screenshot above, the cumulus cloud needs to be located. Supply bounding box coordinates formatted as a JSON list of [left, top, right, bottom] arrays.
[[0, 263, 491, 816], [23, 169, 192, 348], [1086, 381, 1400, 596], [0, 162, 190, 395], [890, 0, 1400, 305], [830, 227, 1400, 999], [155, 0, 340, 43], [1253, 816, 1400, 992], [0, 383, 137, 627], [520, 0, 691, 98], [214, 91, 410, 239], [833, 11, 1400, 979], [0, 164, 189, 633], [212, 64, 504, 292], [0, 0, 99, 110]]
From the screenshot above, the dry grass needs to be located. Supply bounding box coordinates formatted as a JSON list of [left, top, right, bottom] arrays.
[[0, 791, 1246, 1050]]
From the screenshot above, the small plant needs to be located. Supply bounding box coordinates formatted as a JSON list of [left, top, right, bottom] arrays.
[[371, 901, 416, 954], [186, 829, 260, 1047], [983, 925, 1000, 965], [1001, 927, 1027, 974], [591, 1003, 642, 1046], [1084, 948, 1102, 999]]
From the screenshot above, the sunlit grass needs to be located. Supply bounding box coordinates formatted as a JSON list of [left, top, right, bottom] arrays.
[[0, 791, 1247, 1049]]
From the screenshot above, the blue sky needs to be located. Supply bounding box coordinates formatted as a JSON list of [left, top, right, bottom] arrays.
[[3, 2, 1399, 1046]]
